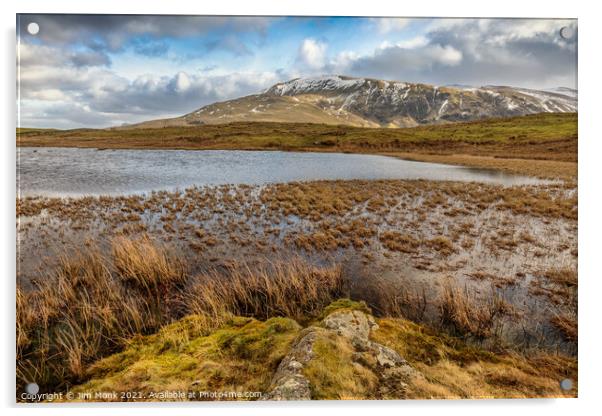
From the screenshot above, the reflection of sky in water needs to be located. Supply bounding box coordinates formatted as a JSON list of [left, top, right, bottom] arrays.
[[17, 147, 554, 197]]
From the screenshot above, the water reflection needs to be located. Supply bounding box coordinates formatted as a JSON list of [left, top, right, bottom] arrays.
[[17, 147, 553, 197]]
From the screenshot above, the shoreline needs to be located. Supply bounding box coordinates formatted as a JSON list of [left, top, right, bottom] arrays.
[[17, 145, 577, 182], [16, 113, 578, 180]]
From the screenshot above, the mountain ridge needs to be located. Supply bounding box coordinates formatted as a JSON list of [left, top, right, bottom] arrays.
[[125, 75, 577, 129]]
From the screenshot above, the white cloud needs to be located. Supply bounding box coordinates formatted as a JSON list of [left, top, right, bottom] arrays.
[[434, 45, 463, 66], [372, 18, 411, 34], [331, 18, 575, 89], [174, 72, 191, 92], [19, 43, 281, 128], [394, 36, 429, 49], [296, 38, 327, 70]]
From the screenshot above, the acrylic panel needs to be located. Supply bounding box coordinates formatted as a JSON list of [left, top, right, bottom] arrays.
[[16, 14, 578, 402]]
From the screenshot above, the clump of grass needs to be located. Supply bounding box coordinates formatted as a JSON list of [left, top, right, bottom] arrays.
[[437, 278, 517, 341], [427, 236, 456, 256], [351, 276, 429, 323], [379, 231, 419, 253], [17, 242, 344, 395], [186, 258, 344, 323], [113, 236, 186, 291], [544, 267, 577, 287], [318, 299, 372, 320], [18, 246, 151, 391], [551, 312, 578, 342]]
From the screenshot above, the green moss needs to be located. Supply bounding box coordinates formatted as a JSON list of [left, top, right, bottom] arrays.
[[71, 314, 301, 400], [66, 302, 577, 401], [319, 299, 372, 320], [370, 318, 576, 398]]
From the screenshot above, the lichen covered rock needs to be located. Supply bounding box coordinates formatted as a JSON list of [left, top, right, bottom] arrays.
[[262, 302, 416, 400]]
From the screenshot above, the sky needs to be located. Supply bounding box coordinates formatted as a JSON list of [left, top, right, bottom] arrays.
[[17, 15, 577, 129]]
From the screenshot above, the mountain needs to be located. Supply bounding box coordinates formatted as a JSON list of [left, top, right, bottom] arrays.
[[128, 75, 577, 129]]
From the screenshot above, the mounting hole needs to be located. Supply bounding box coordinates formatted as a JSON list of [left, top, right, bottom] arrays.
[[559, 378, 573, 391], [25, 382, 39, 395], [27, 22, 40, 35], [560, 26, 575, 40]]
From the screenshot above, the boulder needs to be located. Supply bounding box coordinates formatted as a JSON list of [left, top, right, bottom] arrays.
[[262, 308, 417, 400]]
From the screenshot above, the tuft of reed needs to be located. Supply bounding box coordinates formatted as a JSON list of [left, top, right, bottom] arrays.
[[186, 258, 344, 324], [437, 278, 518, 341]]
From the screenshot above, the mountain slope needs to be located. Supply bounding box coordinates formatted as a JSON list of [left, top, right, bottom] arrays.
[[127, 75, 577, 129]]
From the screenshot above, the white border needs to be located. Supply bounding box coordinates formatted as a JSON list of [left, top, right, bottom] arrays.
[[2, 1, 600, 415]]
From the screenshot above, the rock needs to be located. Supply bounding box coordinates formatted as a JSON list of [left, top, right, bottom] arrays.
[[322, 310, 378, 350], [262, 374, 311, 401], [261, 328, 321, 401], [372, 343, 407, 368], [262, 309, 417, 400]]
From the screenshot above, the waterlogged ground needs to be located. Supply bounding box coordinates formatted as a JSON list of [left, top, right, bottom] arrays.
[[17, 178, 577, 354]]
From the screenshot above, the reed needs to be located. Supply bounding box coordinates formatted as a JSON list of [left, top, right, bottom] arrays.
[[16, 238, 343, 393]]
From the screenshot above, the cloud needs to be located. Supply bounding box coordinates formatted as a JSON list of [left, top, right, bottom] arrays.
[[19, 41, 111, 70], [421, 18, 577, 87], [69, 50, 112, 67], [371, 18, 411, 34], [19, 44, 281, 128], [314, 18, 576, 89], [341, 43, 462, 82], [18, 15, 273, 56], [17, 16, 577, 128], [203, 35, 252, 56], [296, 38, 327, 70]]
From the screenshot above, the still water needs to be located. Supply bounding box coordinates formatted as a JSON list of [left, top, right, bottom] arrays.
[[17, 147, 550, 197]]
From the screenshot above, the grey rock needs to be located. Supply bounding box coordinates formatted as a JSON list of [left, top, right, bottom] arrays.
[[262, 309, 417, 400], [261, 328, 321, 401]]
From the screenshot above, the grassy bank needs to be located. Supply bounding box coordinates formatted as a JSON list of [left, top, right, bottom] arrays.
[[65, 304, 576, 401], [17, 236, 577, 400], [17, 113, 577, 178]]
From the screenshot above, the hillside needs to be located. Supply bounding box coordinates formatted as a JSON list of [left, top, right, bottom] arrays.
[[127, 75, 577, 129]]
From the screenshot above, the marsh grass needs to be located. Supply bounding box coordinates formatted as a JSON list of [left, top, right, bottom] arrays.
[[438, 278, 518, 341], [371, 318, 577, 399], [186, 258, 344, 324], [16, 238, 343, 394], [16, 224, 575, 397], [17, 241, 181, 391]]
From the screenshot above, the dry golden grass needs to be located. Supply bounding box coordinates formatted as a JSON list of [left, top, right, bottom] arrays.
[[112, 236, 186, 291], [372, 318, 577, 399], [544, 267, 578, 287], [17, 239, 185, 391], [551, 313, 578, 342], [16, 239, 343, 395], [438, 278, 518, 341], [186, 258, 344, 324]]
